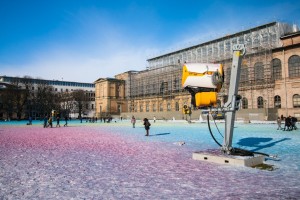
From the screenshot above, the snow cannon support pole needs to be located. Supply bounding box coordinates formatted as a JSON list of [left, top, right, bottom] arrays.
[[221, 44, 246, 154]]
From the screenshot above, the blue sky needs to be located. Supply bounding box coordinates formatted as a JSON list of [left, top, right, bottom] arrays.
[[1, 0, 300, 83]]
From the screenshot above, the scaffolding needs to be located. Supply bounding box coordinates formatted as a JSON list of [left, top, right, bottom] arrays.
[[127, 22, 298, 113], [127, 65, 186, 112], [147, 22, 294, 68]]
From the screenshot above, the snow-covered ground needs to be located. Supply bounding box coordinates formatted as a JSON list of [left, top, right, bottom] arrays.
[[0, 119, 299, 199]]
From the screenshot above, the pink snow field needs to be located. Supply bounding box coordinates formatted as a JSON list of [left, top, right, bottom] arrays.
[[0, 119, 300, 199]]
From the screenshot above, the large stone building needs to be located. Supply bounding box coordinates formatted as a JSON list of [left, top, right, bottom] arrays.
[[94, 78, 125, 117], [95, 21, 300, 121]]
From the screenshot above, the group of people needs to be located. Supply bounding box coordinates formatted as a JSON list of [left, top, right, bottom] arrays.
[[43, 115, 68, 128], [277, 115, 298, 131], [82, 116, 113, 123], [131, 116, 151, 136]]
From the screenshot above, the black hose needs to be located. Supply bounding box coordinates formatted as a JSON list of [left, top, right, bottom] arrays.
[[207, 114, 222, 147], [231, 147, 270, 157], [230, 148, 254, 156], [212, 113, 224, 138], [207, 114, 270, 157]]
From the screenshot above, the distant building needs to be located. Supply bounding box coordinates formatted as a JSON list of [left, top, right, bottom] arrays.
[[0, 76, 95, 120], [95, 21, 300, 121], [94, 78, 126, 117]]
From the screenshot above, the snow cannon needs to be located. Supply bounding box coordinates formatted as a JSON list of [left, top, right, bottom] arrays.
[[182, 63, 223, 108]]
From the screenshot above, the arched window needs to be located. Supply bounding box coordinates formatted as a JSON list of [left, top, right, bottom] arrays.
[[134, 105, 137, 112], [152, 103, 156, 112], [140, 104, 143, 112], [160, 82, 168, 94], [240, 66, 249, 86], [271, 58, 282, 80], [242, 97, 248, 109], [274, 95, 281, 108], [159, 103, 163, 111], [293, 94, 300, 108], [254, 62, 264, 84], [175, 102, 179, 111], [257, 96, 264, 108], [146, 103, 149, 112], [288, 55, 300, 78], [167, 103, 171, 111], [173, 78, 179, 92]]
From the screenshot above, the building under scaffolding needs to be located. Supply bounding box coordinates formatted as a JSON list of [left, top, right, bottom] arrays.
[[147, 22, 294, 68], [145, 22, 292, 108], [96, 21, 300, 120]]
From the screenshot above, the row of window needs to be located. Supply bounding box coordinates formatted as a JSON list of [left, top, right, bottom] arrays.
[[130, 93, 300, 112], [226, 55, 300, 84], [27, 86, 95, 94], [131, 102, 181, 112], [241, 94, 300, 109], [86, 104, 94, 110], [131, 55, 300, 96]]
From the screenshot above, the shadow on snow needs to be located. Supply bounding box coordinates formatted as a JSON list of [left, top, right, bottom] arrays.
[[237, 137, 291, 152]]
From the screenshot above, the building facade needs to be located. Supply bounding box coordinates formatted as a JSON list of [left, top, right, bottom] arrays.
[[272, 31, 300, 118], [94, 78, 126, 117], [96, 21, 300, 120], [0, 76, 95, 120]]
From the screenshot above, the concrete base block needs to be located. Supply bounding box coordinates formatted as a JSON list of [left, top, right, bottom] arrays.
[[192, 149, 265, 167]]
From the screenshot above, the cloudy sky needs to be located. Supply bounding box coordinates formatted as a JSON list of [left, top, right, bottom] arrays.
[[1, 0, 300, 83]]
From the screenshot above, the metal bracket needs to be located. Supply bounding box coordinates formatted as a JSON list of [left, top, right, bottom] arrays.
[[232, 44, 246, 56]]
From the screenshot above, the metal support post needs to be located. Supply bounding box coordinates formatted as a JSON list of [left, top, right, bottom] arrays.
[[222, 44, 246, 154]]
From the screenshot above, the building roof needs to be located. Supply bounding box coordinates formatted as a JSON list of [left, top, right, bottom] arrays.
[[147, 21, 282, 61], [280, 30, 300, 39], [0, 75, 95, 87], [94, 77, 125, 83]]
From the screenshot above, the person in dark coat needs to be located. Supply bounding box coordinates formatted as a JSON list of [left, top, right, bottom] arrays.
[[64, 116, 68, 127], [283, 116, 291, 131], [291, 117, 298, 130], [56, 116, 60, 127], [143, 118, 151, 136], [43, 115, 48, 128]]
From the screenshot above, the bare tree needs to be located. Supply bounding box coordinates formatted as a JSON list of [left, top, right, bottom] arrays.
[[59, 92, 73, 118], [72, 90, 89, 118], [0, 85, 16, 120], [9, 77, 33, 120], [32, 82, 59, 118]]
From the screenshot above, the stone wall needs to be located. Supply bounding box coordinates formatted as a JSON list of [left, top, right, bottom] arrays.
[[120, 108, 277, 121]]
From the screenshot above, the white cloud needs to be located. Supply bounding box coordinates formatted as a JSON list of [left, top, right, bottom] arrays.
[[1, 45, 150, 83]]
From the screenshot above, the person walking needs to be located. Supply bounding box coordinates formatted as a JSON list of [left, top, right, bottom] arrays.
[[143, 118, 151, 136], [131, 116, 136, 128], [283, 116, 291, 131], [291, 116, 298, 130], [28, 116, 32, 125], [56, 116, 60, 127], [64, 115, 68, 127], [48, 116, 53, 128], [277, 117, 282, 130], [43, 115, 48, 128]]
